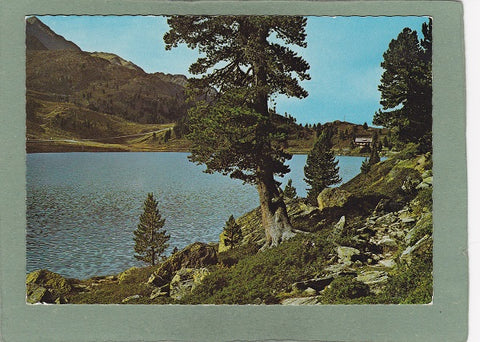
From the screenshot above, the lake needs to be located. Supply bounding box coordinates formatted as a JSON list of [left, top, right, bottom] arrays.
[[26, 152, 369, 279]]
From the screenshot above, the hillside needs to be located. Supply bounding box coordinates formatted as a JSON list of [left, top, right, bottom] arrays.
[[26, 144, 432, 304], [26, 17, 193, 152], [25, 17, 389, 154], [282, 119, 389, 155]]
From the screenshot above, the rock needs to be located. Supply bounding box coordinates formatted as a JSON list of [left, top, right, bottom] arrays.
[[147, 273, 169, 288], [415, 175, 433, 190], [121, 294, 140, 303], [400, 235, 432, 265], [372, 198, 402, 216], [117, 267, 138, 284], [378, 259, 396, 268], [378, 237, 398, 248], [401, 217, 416, 224], [375, 212, 398, 226], [55, 296, 68, 304], [405, 213, 432, 245], [218, 231, 230, 253], [281, 296, 320, 305], [356, 270, 389, 294], [26, 269, 72, 303], [333, 216, 346, 236], [150, 287, 169, 299], [157, 242, 217, 281], [27, 284, 54, 304], [322, 263, 357, 276], [303, 287, 317, 296], [422, 170, 433, 179], [170, 267, 210, 300], [292, 276, 334, 293], [401, 176, 421, 194], [317, 188, 352, 211], [336, 246, 361, 266]]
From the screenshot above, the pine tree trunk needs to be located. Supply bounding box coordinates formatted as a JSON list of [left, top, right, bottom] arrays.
[[257, 170, 295, 250]]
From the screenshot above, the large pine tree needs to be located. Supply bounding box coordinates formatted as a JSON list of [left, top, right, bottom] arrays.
[[133, 193, 170, 266], [373, 19, 432, 151], [304, 132, 341, 205], [164, 16, 310, 248]]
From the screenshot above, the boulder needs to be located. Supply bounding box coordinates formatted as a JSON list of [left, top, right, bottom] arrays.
[[356, 270, 388, 294], [374, 212, 398, 226], [150, 287, 169, 299], [26, 284, 54, 304], [117, 267, 138, 284], [400, 235, 432, 265], [401, 176, 421, 194], [303, 287, 317, 296], [416, 174, 433, 190], [121, 294, 140, 303], [169, 267, 210, 300], [218, 231, 230, 253], [26, 269, 72, 303], [147, 273, 169, 288], [377, 237, 398, 252], [378, 259, 396, 268], [332, 216, 346, 237], [292, 276, 334, 293], [336, 246, 361, 266], [372, 198, 403, 216], [155, 242, 218, 281], [281, 296, 320, 305], [317, 188, 352, 211], [422, 170, 433, 179]]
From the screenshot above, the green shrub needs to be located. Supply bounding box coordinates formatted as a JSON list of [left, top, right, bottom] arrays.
[[217, 243, 259, 267], [378, 246, 433, 304], [320, 276, 370, 304], [182, 235, 334, 304], [411, 187, 433, 216], [396, 143, 419, 160]]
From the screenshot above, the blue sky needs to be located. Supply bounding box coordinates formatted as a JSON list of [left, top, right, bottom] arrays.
[[37, 15, 429, 125]]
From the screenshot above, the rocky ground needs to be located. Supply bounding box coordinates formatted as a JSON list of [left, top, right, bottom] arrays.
[[26, 145, 433, 305]]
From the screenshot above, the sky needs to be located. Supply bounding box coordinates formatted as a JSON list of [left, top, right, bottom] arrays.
[[37, 15, 429, 125]]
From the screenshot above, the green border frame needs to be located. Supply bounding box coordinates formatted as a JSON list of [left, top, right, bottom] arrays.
[[0, 1, 467, 341]]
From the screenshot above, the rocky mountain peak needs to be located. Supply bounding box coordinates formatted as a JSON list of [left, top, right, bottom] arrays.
[[26, 16, 81, 51]]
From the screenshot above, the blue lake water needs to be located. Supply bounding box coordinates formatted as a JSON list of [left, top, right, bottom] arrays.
[[26, 152, 368, 279]]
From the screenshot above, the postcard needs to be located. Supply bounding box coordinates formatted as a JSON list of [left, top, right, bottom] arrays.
[[0, 1, 467, 341]]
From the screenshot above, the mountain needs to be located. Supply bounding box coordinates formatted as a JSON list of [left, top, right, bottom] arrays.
[[26, 16, 191, 147], [26, 16, 81, 51]]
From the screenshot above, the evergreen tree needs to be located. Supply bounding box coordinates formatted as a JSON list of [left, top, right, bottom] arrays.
[[361, 157, 370, 174], [133, 193, 170, 266], [369, 131, 381, 165], [223, 215, 243, 249], [164, 16, 310, 248], [163, 129, 172, 143], [283, 179, 297, 200], [304, 132, 341, 205], [373, 19, 432, 152]]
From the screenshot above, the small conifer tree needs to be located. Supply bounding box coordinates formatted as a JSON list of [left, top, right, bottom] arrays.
[[361, 157, 370, 174], [133, 193, 170, 266], [304, 132, 342, 205], [223, 215, 243, 249], [283, 179, 297, 200]]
